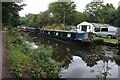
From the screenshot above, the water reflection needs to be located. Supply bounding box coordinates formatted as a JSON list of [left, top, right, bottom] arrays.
[[60, 56, 118, 78], [30, 34, 119, 79]]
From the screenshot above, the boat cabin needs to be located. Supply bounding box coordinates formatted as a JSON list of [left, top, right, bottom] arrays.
[[77, 21, 94, 32], [40, 29, 88, 41]]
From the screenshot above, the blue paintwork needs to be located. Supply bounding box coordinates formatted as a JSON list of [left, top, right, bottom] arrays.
[[75, 33, 88, 40]]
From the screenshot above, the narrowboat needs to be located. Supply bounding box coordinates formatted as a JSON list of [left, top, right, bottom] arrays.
[[38, 29, 90, 42], [28, 28, 120, 46]]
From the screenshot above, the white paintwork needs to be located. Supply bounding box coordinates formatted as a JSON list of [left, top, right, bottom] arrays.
[[71, 29, 85, 33], [77, 21, 94, 32], [67, 33, 71, 38]]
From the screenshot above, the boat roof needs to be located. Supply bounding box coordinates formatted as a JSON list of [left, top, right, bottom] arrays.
[[44, 29, 85, 33]]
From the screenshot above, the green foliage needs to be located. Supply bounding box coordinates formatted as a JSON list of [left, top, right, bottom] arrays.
[[104, 10, 117, 26], [2, 2, 25, 27], [20, 14, 40, 27], [31, 48, 60, 78], [43, 24, 64, 30], [20, 11, 54, 27], [37, 11, 54, 27], [117, 6, 120, 27], [84, 1, 117, 26], [67, 11, 88, 25], [99, 3, 117, 25], [93, 36, 118, 43], [8, 29, 29, 77], [8, 28, 60, 78], [113, 55, 120, 65], [10, 47, 29, 78], [48, 2, 76, 25], [85, 1, 104, 22]]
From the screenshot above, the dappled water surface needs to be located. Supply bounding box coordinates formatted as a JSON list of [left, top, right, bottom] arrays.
[[31, 34, 120, 79]]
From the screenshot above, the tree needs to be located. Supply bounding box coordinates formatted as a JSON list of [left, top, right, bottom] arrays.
[[25, 13, 39, 27], [37, 11, 54, 27], [105, 10, 117, 26], [84, 1, 104, 22], [20, 11, 54, 28], [84, 1, 117, 26], [98, 3, 117, 25], [48, 2, 76, 26], [117, 6, 120, 27], [67, 11, 88, 25], [2, 2, 25, 27]]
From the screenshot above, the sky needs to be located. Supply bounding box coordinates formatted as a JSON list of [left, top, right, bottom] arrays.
[[19, 0, 120, 17]]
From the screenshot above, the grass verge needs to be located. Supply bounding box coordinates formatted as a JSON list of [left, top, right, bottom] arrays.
[[93, 36, 118, 43]]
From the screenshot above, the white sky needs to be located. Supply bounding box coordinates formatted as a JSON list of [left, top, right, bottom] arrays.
[[19, 0, 120, 17]]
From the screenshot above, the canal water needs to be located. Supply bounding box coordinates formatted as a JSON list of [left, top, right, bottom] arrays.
[[30, 34, 120, 79]]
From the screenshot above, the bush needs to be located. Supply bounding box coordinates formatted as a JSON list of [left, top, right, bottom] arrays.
[[8, 30, 30, 77], [43, 24, 64, 30], [31, 47, 60, 78], [8, 28, 60, 78]]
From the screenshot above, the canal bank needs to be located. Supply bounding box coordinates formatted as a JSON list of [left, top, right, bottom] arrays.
[[7, 29, 61, 78]]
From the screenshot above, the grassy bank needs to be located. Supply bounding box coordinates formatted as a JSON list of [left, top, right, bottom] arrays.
[[93, 36, 118, 43], [8, 28, 60, 78]]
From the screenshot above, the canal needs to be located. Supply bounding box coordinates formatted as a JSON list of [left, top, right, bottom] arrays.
[[29, 33, 120, 79]]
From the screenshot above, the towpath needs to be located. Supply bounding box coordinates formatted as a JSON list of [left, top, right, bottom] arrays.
[[1, 31, 15, 79]]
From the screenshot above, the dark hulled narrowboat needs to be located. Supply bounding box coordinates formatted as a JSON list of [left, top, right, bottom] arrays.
[[39, 29, 89, 41]]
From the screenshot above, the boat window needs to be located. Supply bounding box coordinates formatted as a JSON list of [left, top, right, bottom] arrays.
[[54, 32, 56, 35], [48, 32, 50, 34], [56, 32, 58, 36], [58, 32, 61, 36], [44, 31, 47, 34], [67, 33, 71, 38], [71, 33, 76, 38], [81, 25, 87, 32], [62, 32, 67, 37]]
